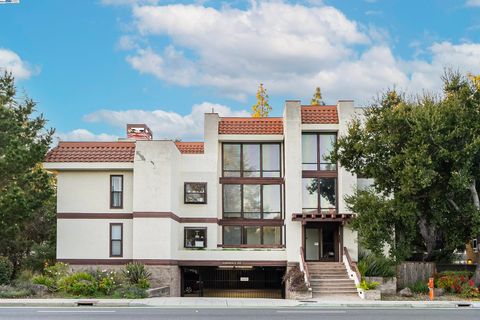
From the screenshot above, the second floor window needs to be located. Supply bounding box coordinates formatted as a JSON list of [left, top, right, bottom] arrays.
[[223, 143, 281, 177], [223, 184, 282, 219], [302, 178, 336, 213], [184, 183, 207, 204], [302, 133, 337, 171], [110, 175, 123, 208]]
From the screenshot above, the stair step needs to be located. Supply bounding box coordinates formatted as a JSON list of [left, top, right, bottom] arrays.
[[312, 289, 358, 294], [310, 279, 354, 283]]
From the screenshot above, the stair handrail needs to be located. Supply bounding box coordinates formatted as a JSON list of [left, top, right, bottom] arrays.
[[299, 246, 311, 289], [343, 246, 361, 281]]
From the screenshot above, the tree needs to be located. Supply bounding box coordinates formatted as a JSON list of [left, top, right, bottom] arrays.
[[310, 87, 325, 105], [0, 72, 56, 273], [251, 83, 271, 117], [331, 71, 480, 269]]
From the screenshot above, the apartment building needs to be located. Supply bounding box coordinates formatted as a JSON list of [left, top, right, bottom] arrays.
[[43, 100, 361, 299]]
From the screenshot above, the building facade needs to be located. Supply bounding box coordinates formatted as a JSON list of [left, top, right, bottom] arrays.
[[44, 100, 361, 298]]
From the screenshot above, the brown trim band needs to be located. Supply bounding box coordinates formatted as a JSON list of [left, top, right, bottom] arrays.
[[302, 170, 338, 178], [219, 177, 284, 185], [57, 213, 133, 219], [133, 212, 219, 223], [218, 219, 284, 226], [57, 259, 287, 267], [57, 212, 219, 223], [178, 260, 287, 267], [217, 244, 285, 249], [133, 211, 180, 222]]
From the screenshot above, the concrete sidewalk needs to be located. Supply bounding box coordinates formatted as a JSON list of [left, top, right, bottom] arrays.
[[0, 297, 478, 309]]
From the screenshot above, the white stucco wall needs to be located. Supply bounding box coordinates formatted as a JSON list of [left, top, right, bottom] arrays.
[[283, 100, 303, 263], [57, 170, 133, 213], [57, 219, 133, 259]]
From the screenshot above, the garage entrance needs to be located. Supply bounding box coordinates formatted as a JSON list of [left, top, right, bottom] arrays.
[[181, 266, 285, 299]]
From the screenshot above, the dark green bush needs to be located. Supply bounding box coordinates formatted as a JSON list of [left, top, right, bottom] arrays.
[[0, 287, 31, 298], [113, 284, 148, 299], [87, 269, 120, 295], [32, 275, 56, 292], [0, 257, 14, 285], [408, 280, 429, 294], [122, 263, 151, 289], [58, 272, 98, 296], [357, 251, 395, 277]]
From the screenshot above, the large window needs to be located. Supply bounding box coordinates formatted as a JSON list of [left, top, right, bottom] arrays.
[[110, 223, 123, 257], [184, 227, 207, 248], [223, 143, 281, 177], [184, 183, 207, 204], [302, 133, 337, 171], [110, 175, 123, 208], [302, 178, 336, 213], [223, 184, 282, 219], [223, 226, 282, 246]]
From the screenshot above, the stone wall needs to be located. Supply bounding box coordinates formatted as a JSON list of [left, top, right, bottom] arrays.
[[69, 264, 181, 297], [285, 263, 312, 300], [364, 276, 396, 295]]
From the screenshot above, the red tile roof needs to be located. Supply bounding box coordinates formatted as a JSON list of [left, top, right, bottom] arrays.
[[301, 105, 338, 124], [45, 141, 136, 162], [175, 142, 204, 154], [218, 117, 284, 135]]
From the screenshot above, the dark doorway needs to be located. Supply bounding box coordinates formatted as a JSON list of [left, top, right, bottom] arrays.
[[304, 222, 340, 261]]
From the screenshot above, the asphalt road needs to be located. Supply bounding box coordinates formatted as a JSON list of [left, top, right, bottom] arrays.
[[0, 307, 479, 320]]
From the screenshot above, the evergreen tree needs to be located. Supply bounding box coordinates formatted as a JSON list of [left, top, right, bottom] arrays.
[[0, 72, 56, 273]]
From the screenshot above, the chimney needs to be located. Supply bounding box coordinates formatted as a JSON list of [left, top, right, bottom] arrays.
[[126, 124, 153, 141]]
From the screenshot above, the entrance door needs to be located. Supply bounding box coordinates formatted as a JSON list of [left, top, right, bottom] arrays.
[[305, 223, 339, 261]]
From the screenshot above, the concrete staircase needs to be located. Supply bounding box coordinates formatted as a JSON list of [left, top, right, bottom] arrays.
[[307, 262, 359, 298]]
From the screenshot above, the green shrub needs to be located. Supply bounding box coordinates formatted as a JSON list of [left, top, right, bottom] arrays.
[[88, 269, 120, 295], [0, 288, 31, 298], [435, 271, 472, 294], [58, 272, 98, 296], [122, 263, 151, 288], [0, 257, 14, 285], [32, 275, 56, 291], [15, 269, 34, 283], [357, 279, 379, 291], [113, 284, 148, 299], [44, 262, 69, 280], [357, 252, 395, 278], [460, 280, 480, 298], [408, 280, 429, 294]]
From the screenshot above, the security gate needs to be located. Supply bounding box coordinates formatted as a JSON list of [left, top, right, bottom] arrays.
[[181, 266, 285, 299]]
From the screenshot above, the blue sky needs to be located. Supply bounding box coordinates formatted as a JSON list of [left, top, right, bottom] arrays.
[[1, 0, 480, 141]]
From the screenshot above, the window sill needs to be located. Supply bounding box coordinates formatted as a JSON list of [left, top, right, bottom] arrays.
[[217, 244, 285, 249]]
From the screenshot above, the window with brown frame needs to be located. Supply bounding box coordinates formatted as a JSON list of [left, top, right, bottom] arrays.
[[110, 223, 123, 257], [302, 133, 337, 171], [223, 184, 282, 219], [184, 183, 207, 204], [110, 175, 123, 208], [184, 227, 207, 248], [223, 225, 282, 246], [302, 177, 337, 213], [222, 143, 281, 177]]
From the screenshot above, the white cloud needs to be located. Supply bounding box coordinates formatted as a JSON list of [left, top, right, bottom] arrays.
[[55, 129, 118, 142], [466, 0, 480, 7], [0, 49, 36, 80], [115, 1, 480, 104], [84, 102, 249, 140]]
